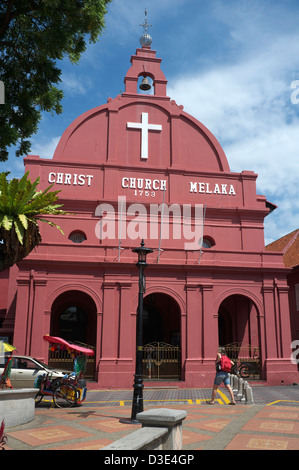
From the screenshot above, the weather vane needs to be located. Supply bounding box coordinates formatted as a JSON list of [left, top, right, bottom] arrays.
[[140, 8, 152, 34], [139, 8, 152, 46]]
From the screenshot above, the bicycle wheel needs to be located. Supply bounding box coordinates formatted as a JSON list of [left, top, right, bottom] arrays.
[[73, 387, 82, 406], [35, 392, 43, 405], [239, 364, 250, 379], [53, 384, 77, 408]]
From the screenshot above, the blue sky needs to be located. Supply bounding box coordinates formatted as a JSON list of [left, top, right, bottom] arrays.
[[1, 0, 299, 244]]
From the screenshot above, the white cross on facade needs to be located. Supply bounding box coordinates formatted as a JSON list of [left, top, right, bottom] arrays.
[[127, 112, 162, 160]]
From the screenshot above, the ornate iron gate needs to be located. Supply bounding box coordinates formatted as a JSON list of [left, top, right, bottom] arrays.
[[142, 342, 180, 380]]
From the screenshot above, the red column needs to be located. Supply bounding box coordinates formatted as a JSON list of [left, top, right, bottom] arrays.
[[185, 283, 202, 359], [184, 283, 202, 385], [101, 281, 118, 360], [99, 280, 135, 387], [202, 284, 218, 361], [262, 285, 278, 358], [13, 277, 30, 354], [118, 282, 135, 362], [262, 280, 298, 384], [29, 278, 47, 360], [277, 283, 293, 358]]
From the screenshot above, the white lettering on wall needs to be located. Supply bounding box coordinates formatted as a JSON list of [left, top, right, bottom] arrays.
[[121, 177, 167, 191], [48, 172, 94, 186], [189, 181, 236, 196]]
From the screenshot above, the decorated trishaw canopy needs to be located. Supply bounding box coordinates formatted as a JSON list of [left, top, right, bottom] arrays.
[[0, 341, 16, 353], [43, 335, 94, 356]]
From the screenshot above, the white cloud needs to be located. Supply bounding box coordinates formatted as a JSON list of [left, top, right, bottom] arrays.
[[167, 17, 299, 242], [61, 73, 91, 96], [30, 136, 61, 159]]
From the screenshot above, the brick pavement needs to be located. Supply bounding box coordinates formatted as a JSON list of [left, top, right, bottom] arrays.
[[2, 385, 299, 451]]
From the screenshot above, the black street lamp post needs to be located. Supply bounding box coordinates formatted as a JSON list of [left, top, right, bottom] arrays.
[[127, 239, 153, 424]]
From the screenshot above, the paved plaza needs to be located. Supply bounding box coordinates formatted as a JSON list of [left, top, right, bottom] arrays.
[[3, 384, 299, 451]]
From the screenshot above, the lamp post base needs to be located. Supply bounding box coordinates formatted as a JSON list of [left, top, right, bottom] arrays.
[[119, 417, 140, 425], [131, 373, 144, 419], [119, 374, 144, 425]]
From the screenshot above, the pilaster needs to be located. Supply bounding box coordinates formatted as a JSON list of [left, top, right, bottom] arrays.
[[262, 283, 278, 358], [118, 282, 134, 361], [201, 284, 217, 361], [29, 278, 47, 359], [101, 281, 119, 360], [13, 277, 30, 353]]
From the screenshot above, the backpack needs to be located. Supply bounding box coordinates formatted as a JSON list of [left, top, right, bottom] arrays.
[[220, 355, 232, 372]]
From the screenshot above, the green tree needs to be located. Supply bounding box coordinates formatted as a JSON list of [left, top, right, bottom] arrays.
[[0, 172, 69, 271], [0, 0, 111, 161]]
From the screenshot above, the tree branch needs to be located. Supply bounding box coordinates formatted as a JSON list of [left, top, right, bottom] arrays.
[[0, 0, 16, 39]]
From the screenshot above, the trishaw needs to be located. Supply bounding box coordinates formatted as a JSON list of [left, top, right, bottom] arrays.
[[34, 336, 94, 408]]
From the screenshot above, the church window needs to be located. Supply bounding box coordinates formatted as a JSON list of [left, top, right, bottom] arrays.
[[201, 237, 215, 248], [69, 231, 87, 243]]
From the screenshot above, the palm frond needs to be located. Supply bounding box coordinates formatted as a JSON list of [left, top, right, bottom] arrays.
[[0, 172, 72, 271]]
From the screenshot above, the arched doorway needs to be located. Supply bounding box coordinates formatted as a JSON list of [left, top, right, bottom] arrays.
[[49, 290, 97, 379], [57, 306, 88, 343], [142, 293, 181, 380], [218, 294, 261, 379]]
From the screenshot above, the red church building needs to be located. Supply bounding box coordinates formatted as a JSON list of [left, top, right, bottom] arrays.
[[1, 26, 298, 387]]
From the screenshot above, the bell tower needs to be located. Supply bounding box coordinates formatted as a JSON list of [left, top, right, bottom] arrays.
[[123, 9, 168, 98]]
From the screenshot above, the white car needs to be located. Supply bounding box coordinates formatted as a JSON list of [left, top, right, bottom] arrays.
[[0, 355, 71, 389]]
